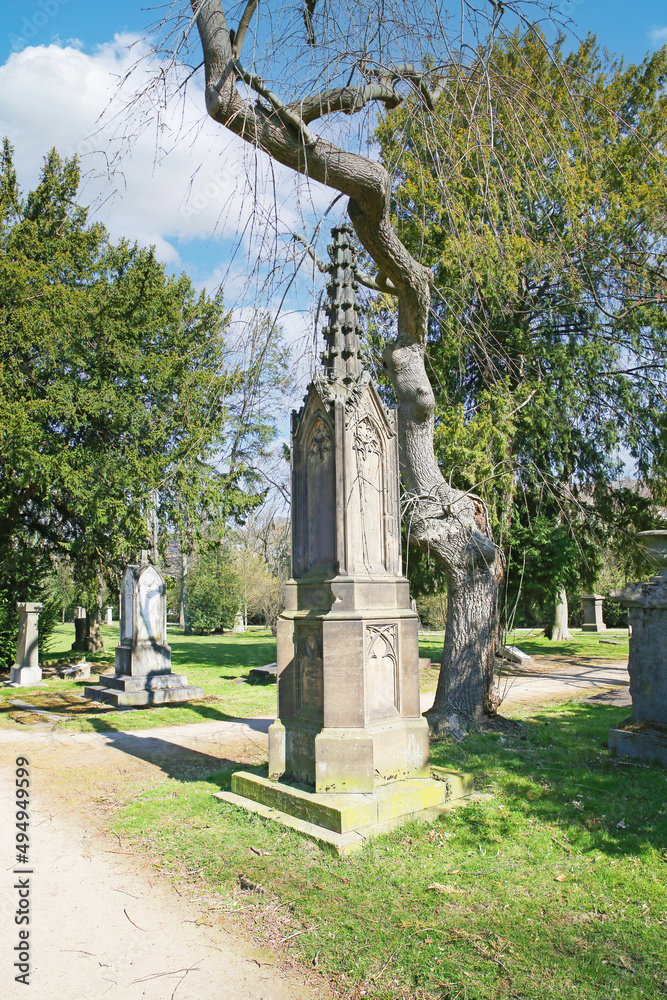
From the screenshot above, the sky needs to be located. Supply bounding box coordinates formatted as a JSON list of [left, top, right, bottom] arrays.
[[0, 0, 666, 399]]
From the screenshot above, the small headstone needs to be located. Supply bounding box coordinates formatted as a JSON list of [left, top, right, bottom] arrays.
[[232, 610, 246, 633], [581, 594, 606, 632], [10, 603, 44, 686], [104, 606, 113, 625]]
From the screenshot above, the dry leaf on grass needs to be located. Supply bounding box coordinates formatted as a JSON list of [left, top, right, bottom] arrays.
[[427, 883, 465, 895]]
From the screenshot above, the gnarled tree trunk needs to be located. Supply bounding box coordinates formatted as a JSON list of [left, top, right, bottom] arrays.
[[189, 0, 503, 729]]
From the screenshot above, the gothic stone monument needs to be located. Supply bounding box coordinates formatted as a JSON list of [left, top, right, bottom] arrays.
[[10, 602, 43, 686], [215, 226, 471, 852], [609, 530, 667, 765], [84, 553, 203, 707]]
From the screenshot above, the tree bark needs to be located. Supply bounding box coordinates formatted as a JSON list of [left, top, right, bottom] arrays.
[[547, 586, 572, 641], [179, 547, 189, 632], [190, 0, 503, 729], [84, 568, 105, 652]]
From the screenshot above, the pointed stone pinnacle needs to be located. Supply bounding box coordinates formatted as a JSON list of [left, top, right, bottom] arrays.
[[321, 224, 364, 387]]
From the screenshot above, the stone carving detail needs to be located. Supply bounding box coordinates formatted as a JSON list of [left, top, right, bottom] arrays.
[[353, 415, 382, 462], [308, 416, 331, 461], [366, 623, 398, 718], [296, 623, 323, 721]]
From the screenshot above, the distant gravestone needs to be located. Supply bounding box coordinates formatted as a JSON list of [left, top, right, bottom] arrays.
[[84, 553, 203, 707], [581, 594, 606, 632], [10, 602, 44, 686], [104, 606, 113, 625], [72, 606, 88, 651], [609, 530, 667, 765], [232, 610, 246, 633]]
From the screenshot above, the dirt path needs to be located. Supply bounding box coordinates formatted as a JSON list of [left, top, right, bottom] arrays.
[[420, 656, 631, 712], [0, 658, 630, 999], [0, 723, 327, 1000]]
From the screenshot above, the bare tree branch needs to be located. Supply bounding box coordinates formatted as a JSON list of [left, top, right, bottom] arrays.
[[232, 0, 259, 58]]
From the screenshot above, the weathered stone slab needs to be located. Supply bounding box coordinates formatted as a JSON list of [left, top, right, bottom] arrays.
[[609, 721, 667, 766], [59, 662, 91, 680], [248, 662, 277, 681], [498, 645, 533, 664]]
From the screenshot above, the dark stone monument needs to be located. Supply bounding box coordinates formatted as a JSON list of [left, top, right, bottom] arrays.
[[72, 606, 87, 651], [84, 552, 203, 706], [215, 226, 472, 851], [608, 530, 667, 765]]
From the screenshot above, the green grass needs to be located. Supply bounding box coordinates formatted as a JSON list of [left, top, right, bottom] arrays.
[[501, 628, 630, 661], [110, 700, 667, 1000], [0, 622, 280, 732], [1, 624, 450, 731]]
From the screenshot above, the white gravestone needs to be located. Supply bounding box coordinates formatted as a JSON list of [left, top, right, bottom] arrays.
[[10, 603, 43, 686]]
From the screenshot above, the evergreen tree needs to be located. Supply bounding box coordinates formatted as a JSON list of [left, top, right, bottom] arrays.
[[0, 142, 260, 666]]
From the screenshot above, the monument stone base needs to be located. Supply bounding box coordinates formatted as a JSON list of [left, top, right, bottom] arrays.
[[582, 623, 607, 632], [609, 718, 667, 766], [9, 665, 42, 686], [215, 765, 474, 855], [84, 670, 203, 707]]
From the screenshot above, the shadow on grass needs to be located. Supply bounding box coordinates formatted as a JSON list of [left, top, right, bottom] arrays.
[[430, 701, 667, 859], [88, 709, 272, 735]]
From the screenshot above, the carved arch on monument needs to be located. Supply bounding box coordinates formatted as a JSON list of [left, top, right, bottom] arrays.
[[350, 409, 391, 574], [293, 399, 336, 576]]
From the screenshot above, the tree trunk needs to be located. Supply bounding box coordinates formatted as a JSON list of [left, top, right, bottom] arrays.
[[190, 0, 504, 729], [179, 547, 189, 632], [547, 586, 572, 641], [84, 568, 105, 652]]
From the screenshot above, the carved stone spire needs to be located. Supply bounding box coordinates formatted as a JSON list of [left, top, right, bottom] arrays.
[[320, 224, 364, 386]]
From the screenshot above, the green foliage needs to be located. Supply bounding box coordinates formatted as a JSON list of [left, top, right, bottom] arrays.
[[186, 546, 243, 634], [374, 32, 667, 620], [0, 141, 262, 665]]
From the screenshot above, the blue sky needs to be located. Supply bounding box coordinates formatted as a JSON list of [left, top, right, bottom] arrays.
[[0, 0, 665, 383]]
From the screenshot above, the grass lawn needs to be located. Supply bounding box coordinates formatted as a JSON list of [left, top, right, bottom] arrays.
[[0, 622, 281, 731], [108, 699, 667, 1000], [0, 624, 629, 732]]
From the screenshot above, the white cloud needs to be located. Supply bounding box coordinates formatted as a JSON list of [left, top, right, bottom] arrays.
[[0, 35, 335, 270], [648, 26, 667, 45]]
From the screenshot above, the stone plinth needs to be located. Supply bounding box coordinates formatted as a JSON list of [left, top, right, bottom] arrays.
[[216, 766, 473, 855], [85, 556, 202, 707], [217, 226, 470, 847], [581, 594, 606, 632], [10, 603, 44, 686], [608, 531, 667, 763]]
